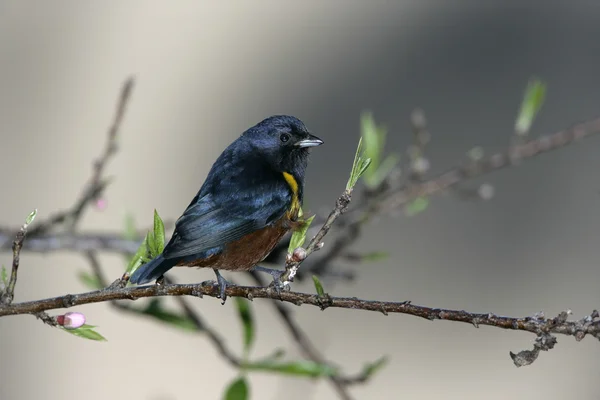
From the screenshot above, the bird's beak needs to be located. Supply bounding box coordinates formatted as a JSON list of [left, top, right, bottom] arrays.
[[296, 133, 323, 148]]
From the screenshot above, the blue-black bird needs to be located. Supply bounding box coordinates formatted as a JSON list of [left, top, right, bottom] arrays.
[[129, 115, 322, 301]]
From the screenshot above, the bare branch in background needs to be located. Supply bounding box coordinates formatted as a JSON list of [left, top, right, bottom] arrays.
[[27, 77, 134, 237], [1, 209, 36, 304]]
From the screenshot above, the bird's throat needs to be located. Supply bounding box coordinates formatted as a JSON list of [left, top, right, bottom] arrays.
[[282, 171, 301, 218]]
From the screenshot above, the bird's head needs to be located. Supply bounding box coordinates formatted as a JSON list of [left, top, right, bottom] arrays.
[[243, 115, 323, 178]]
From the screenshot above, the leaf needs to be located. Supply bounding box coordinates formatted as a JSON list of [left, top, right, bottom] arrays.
[[404, 196, 429, 216], [515, 78, 546, 135], [61, 324, 107, 341], [368, 153, 399, 188], [361, 251, 389, 262], [312, 275, 325, 297], [346, 137, 372, 190], [146, 230, 157, 259], [361, 356, 388, 379], [78, 271, 103, 290], [234, 297, 255, 356], [141, 299, 199, 332], [123, 212, 137, 241], [361, 112, 382, 172], [125, 234, 150, 275], [25, 209, 37, 226], [224, 376, 249, 400], [153, 209, 166, 255], [255, 348, 286, 363], [360, 112, 397, 188], [243, 360, 337, 377], [288, 214, 315, 253]]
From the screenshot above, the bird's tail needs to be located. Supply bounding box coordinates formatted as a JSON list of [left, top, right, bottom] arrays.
[[129, 254, 176, 285]]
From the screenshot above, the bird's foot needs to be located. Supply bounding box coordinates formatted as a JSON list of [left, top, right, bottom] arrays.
[[213, 269, 233, 304], [252, 266, 288, 295]]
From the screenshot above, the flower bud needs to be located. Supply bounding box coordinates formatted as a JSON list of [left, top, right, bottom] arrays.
[[292, 247, 307, 262], [478, 183, 495, 200], [56, 312, 86, 329], [95, 198, 107, 211], [411, 157, 430, 175]]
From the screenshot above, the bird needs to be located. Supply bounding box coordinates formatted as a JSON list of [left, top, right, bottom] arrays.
[[129, 115, 323, 302]]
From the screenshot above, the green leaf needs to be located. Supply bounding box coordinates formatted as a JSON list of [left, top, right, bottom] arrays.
[[360, 112, 397, 188], [234, 297, 255, 356], [125, 234, 150, 275], [361, 112, 383, 172], [1, 265, 7, 287], [61, 324, 107, 341], [361, 356, 388, 379], [146, 230, 157, 259], [404, 196, 430, 216], [243, 360, 337, 377], [153, 209, 166, 255], [515, 78, 546, 135], [25, 209, 37, 226], [368, 153, 399, 188], [255, 348, 286, 363], [467, 146, 484, 161], [346, 137, 372, 190], [224, 376, 249, 400], [312, 275, 325, 297], [140, 299, 198, 332], [361, 251, 389, 262], [78, 271, 103, 290], [123, 212, 137, 240], [288, 214, 315, 253]]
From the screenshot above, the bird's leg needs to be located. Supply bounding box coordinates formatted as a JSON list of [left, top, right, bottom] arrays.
[[213, 269, 232, 304], [252, 265, 286, 294]]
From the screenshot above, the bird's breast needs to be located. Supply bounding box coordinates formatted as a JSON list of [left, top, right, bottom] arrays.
[[175, 215, 298, 272]]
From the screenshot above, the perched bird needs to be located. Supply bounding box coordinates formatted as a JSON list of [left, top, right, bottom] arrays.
[[129, 115, 322, 301]]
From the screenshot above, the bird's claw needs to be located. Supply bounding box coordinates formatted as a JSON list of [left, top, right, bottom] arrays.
[[213, 269, 233, 304], [253, 266, 288, 295]]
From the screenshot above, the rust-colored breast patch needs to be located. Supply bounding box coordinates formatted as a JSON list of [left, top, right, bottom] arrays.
[[176, 216, 294, 272]]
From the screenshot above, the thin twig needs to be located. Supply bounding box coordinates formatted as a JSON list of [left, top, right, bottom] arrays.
[[250, 271, 357, 400], [378, 116, 600, 214], [84, 251, 241, 367], [282, 191, 352, 285], [1, 211, 35, 304], [28, 77, 135, 236]]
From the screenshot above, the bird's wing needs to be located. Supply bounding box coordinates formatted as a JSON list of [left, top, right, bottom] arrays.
[[162, 188, 290, 259]]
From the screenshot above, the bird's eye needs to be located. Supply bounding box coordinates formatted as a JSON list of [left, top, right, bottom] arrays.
[[280, 133, 291, 143]]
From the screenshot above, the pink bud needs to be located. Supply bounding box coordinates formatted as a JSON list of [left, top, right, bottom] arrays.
[[95, 198, 107, 211], [57, 312, 86, 329], [292, 247, 307, 262]]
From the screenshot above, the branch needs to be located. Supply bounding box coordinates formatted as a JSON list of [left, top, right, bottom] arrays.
[[1, 210, 36, 304], [377, 116, 600, 213], [282, 191, 352, 285], [28, 77, 134, 236], [2, 282, 598, 345], [0, 231, 142, 254], [85, 250, 242, 367], [250, 271, 362, 400]]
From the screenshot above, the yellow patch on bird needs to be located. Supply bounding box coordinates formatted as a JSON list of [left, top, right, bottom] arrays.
[[282, 171, 301, 218]]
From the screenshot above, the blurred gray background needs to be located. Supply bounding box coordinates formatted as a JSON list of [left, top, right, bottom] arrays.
[[1, 1, 600, 399]]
